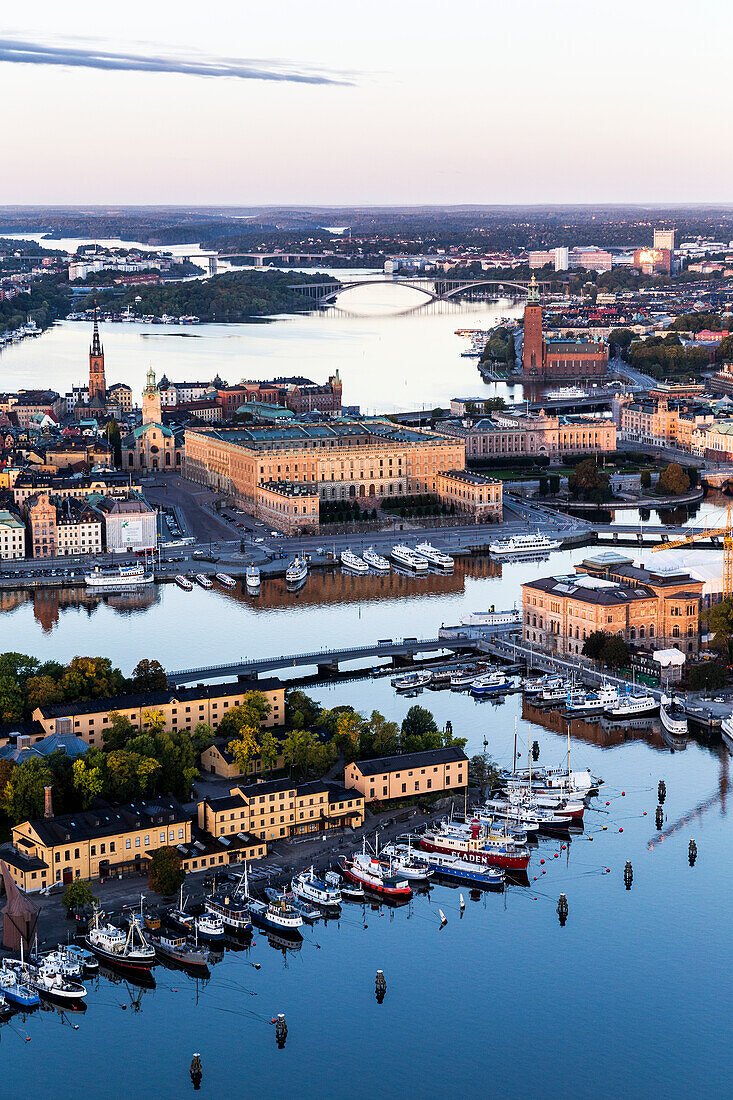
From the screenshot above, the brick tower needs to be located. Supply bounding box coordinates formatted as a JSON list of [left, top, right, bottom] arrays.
[[89, 305, 107, 401], [522, 274, 544, 377]]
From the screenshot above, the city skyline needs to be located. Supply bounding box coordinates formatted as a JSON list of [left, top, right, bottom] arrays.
[[1, 0, 731, 206]]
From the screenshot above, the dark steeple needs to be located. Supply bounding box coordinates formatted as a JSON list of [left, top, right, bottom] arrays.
[[90, 302, 103, 358]]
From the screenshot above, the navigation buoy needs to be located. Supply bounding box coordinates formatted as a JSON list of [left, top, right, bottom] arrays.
[[624, 861, 633, 890], [275, 1014, 288, 1047], [688, 839, 697, 867], [557, 893, 568, 926], [190, 1054, 202, 1090], [658, 780, 666, 804], [375, 970, 387, 1004], [656, 805, 664, 829]]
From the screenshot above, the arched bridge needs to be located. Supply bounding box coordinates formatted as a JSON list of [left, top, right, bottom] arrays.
[[288, 277, 548, 306]]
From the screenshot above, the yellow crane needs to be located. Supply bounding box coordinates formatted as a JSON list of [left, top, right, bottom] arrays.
[[651, 503, 733, 597]]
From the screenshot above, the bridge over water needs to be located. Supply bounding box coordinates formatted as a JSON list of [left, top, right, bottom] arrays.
[[287, 276, 549, 307]]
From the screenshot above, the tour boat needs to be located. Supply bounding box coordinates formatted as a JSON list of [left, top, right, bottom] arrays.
[[390, 544, 429, 573], [565, 683, 620, 716], [337, 848, 413, 899], [489, 532, 561, 558], [266, 887, 320, 922], [175, 574, 193, 591], [412, 850, 505, 889], [245, 565, 261, 592], [660, 694, 688, 736], [148, 932, 209, 970], [84, 564, 153, 589], [246, 895, 304, 938], [363, 546, 390, 572], [285, 556, 309, 585], [85, 908, 157, 972], [414, 541, 454, 570], [471, 671, 509, 695], [215, 572, 236, 589], [340, 548, 369, 574], [417, 822, 530, 870], [291, 866, 342, 910], [522, 675, 564, 696], [194, 573, 214, 589], [0, 962, 40, 1008], [195, 912, 225, 941], [393, 670, 432, 692], [204, 890, 253, 934], [604, 690, 658, 719], [8, 956, 87, 1004]]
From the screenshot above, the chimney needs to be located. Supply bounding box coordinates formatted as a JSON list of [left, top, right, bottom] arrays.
[[44, 786, 54, 819]]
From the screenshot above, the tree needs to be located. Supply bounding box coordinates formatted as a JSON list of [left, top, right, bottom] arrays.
[[687, 661, 727, 692], [334, 710, 363, 754], [238, 691, 272, 729], [608, 328, 634, 359], [1, 758, 55, 824], [640, 469, 652, 490], [142, 708, 166, 734], [63, 879, 97, 914], [362, 710, 399, 758], [61, 656, 126, 702], [401, 706, 441, 751], [0, 675, 24, 722], [104, 419, 122, 467], [103, 711, 136, 750], [568, 459, 611, 502], [282, 728, 330, 778], [285, 690, 321, 730], [72, 754, 104, 809], [229, 726, 260, 775], [24, 675, 65, 712], [148, 847, 185, 897], [548, 474, 560, 494], [258, 727, 281, 776], [582, 630, 608, 660], [538, 476, 549, 497], [704, 598, 733, 661], [130, 659, 167, 692], [657, 462, 690, 496], [601, 635, 629, 668], [469, 751, 499, 786]]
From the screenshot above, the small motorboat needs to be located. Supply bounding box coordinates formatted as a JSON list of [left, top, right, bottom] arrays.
[[194, 573, 213, 589], [195, 912, 225, 941], [175, 575, 193, 591], [215, 572, 237, 589], [0, 962, 40, 1008], [393, 670, 432, 692], [604, 690, 658, 719], [326, 870, 364, 901]]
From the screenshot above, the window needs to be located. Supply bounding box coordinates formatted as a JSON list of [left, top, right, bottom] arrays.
[[178, 828, 184, 840], [126, 838, 131, 849], [160, 832, 165, 843], [135, 837, 141, 848], [91, 845, 96, 856]]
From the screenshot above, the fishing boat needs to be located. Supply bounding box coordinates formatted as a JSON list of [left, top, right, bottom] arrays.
[[471, 671, 509, 696], [60, 944, 98, 973], [340, 548, 369, 574], [411, 849, 505, 889], [84, 563, 153, 589], [175, 574, 193, 591], [204, 887, 253, 934], [417, 822, 530, 870], [363, 546, 390, 572], [85, 908, 157, 972], [0, 962, 40, 1007], [166, 886, 194, 933], [34, 948, 82, 979], [194, 573, 213, 589], [215, 572, 236, 589], [489, 532, 561, 558], [565, 682, 620, 716], [245, 565, 261, 592], [414, 541, 454, 570], [379, 843, 434, 882], [285, 556, 308, 586], [393, 670, 432, 692], [291, 866, 342, 910], [8, 956, 87, 1003], [660, 694, 688, 736], [604, 689, 658, 719], [390, 544, 429, 573], [148, 931, 209, 970], [266, 888, 320, 923], [325, 869, 364, 901], [338, 843, 413, 899], [195, 912, 225, 941]]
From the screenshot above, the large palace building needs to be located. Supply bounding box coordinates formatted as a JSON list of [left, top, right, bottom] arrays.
[[184, 419, 466, 529], [522, 276, 608, 380]]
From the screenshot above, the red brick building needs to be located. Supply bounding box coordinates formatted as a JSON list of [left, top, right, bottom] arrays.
[[522, 276, 608, 380]]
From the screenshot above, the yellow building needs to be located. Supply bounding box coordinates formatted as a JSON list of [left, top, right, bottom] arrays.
[[444, 408, 616, 460], [34, 679, 286, 748], [255, 481, 320, 534], [522, 555, 702, 657], [185, 419, 466, 523], [0, 509, 25, 559], [198, 777, 365, 841], [436, 469, 502, 522], [200, 738, 286, 779], [344, 747, 468, 803]]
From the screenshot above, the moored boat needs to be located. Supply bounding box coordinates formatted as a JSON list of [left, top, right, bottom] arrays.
[[471, 671, 509, 696], [489, 531, 561, 558], [390, 544, 428, 573], [411, 849, 505, 889], [285, 556, 309, 586], [417, 821, 530, 870], [291, 866, 342, 910], [85, 908, 157, 972], [337, 847, 413, 899], [0, 962, 40, 1007], [84, 564, 153, 589], [604, 689, 658, 719], [393, 670, 432, 692], [363, 546, 390, 572], [8, 956, 87, 1003], [61, 944, 98, 973], [565, 682, 619, 716], [660, 694, 688, 736], [340, 548, 369, 574], [175, 574, 193, 591], [414, 541, 454, 570], [148, 931, 209, 970], [215, 572, 236, 589], [245, 565, 261, 592], [204, 889, 253, 934], [194, 573, 214, 589], [195, 912, 225, 941]]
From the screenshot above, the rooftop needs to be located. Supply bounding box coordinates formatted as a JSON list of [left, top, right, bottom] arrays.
[[352, 746, 468, 777], [16, 797, 189, 848], [438, 469, 499, 485]]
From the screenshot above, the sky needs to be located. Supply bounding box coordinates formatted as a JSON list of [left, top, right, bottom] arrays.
[[1, 0, 730, 205]]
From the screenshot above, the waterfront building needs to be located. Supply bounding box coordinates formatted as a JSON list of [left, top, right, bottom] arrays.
[[95, 495, 157, 553], [11, 472, 142, 508], [255, 481, 320, 534], [4, 796, 192, 891], [33, 679, 285, 747], [613, 393, 714, 450], [54, 497, 103, 556], [522, 276, 608, 379], [442, 408, 616, 460], [184, 419, 466, 520], [197, 777, 365, 841], [12, 390, 65, 428], [121, 367, 184, 472], [521, 558, 702, 658], [0, 509, 25, 559], [345, 747, 468, 803], [24, 493, 56, 558], [435, 469, 502, 521]]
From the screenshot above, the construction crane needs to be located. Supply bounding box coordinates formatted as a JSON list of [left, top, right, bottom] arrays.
[[652, 503, 733, 597]]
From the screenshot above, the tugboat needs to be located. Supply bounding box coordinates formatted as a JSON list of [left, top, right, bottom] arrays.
[[291, 866, 342, 911], [85, 907, 157, 972]]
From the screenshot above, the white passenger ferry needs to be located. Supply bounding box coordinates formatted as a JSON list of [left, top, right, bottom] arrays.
[[489, 532, 561, 558], [415, 541, 454, 570], [84, 564, 153, 589], [391, 545, 429, 573]]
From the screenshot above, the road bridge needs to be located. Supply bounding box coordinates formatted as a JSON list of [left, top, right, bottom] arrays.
[[288, 277, 549, 307]]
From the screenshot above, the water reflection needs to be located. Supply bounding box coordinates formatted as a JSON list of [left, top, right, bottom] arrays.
[[0, 584, 161, 633]]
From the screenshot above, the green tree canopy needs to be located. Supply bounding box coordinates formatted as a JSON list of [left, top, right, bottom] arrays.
[[130, 659, 167, 692], [687, 661, 727, 691], [148, 846, 185, 897], [1, 757, 55, 824], [657, 462, 690, 496], [63, 879, 97, 913], [61, 656, 126, 702]]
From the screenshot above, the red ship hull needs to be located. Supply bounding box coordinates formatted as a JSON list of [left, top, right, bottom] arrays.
[[418, 837, 530, 871], [338, 857, 413, 898]]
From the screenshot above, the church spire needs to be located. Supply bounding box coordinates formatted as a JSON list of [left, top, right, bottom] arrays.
[[90, 301, 103, 358]]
